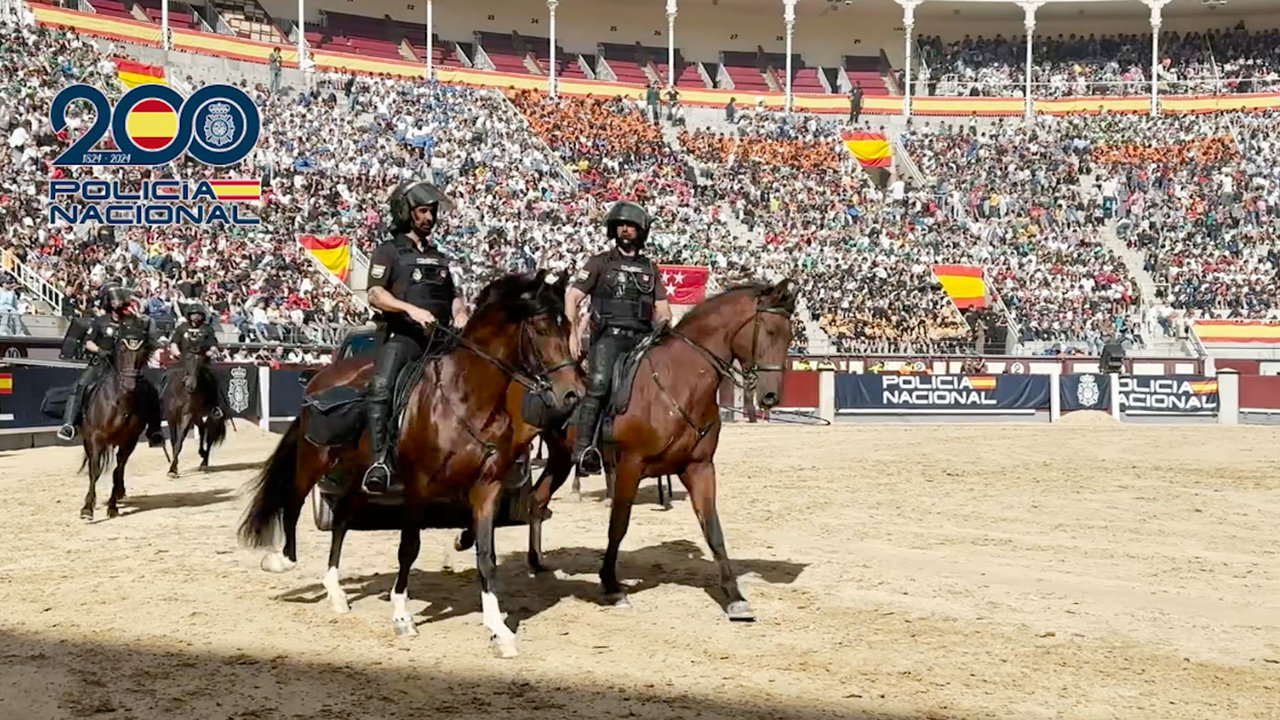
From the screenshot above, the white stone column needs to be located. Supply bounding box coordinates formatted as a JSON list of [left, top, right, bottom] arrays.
[[818, 370, 836, 424], [161, 0, 170, 51], [1145, 0, 1170, 116], [783, 0, 796, 113], [426, 0, 434, 77], [1217, 370, 1239, 426], [666, 0, 677, 89], [296, 0, 307, 72], [548, 0, 559, 97], [897, 0, 921, 117], [1021, 2, 1042, 120]]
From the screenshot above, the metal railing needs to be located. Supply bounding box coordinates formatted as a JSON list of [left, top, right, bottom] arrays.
[[2, 249, 66, 315]]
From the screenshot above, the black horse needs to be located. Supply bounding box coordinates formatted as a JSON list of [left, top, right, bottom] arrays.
[[162, 346, 228, 477]]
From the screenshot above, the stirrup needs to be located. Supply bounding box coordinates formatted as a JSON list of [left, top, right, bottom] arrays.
[[57, 425, 76, 441], [362, 461, 393, 494], [576, 446, 603, 476], [210, 407, 225, 420]]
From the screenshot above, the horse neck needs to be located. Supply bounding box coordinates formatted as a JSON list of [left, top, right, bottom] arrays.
[[677, 295, 749, 364], [443, 320, 522, 407]]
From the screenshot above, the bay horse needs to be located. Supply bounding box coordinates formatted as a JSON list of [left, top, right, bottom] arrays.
[[162, 346, 228, 477], [77, 319, 160, 521], [238, 271, 583, 657]]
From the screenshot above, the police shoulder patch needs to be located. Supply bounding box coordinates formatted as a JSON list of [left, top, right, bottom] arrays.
[[574, 269, 590, 281], [371, 264, 387, 279]]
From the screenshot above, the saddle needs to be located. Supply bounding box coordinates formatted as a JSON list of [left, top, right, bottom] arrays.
[[606, 328, 668, 418], [302, 356, 429, 448]]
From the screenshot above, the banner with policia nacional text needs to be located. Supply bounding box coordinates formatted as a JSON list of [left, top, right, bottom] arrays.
[[834, 374, 1050, 413], [1119, 375, 1218, 415]]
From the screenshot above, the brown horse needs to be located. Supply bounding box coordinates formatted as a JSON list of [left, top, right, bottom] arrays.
[[238, 271, 583, 657], [161, 347, 228, 477], [77, 319, 160, 521]]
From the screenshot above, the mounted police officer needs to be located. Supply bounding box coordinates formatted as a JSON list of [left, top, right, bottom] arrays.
[[169, 301, 229, 420], [57, 286, 165, 447], [565, 201, 672, 475], [362, 180, 469, 494]]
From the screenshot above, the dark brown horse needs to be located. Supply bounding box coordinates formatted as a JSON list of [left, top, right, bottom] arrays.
[[161, 347, 228, 477], [77, 320, 159, 521], [238, 271, 583, 657]]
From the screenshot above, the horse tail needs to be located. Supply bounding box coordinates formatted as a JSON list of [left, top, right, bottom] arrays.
[[78, 444, 113, 476], [238, 417, 300, 548]]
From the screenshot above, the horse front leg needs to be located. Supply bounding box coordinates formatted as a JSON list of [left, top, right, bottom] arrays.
[[81, 440, 102, 521], [390, 522, 421, 638], [600, 456, 641, 607], [108, 434, 139, 519], [197, 420, 210, 470], [167, 414, 186, 478], [321, 493, 353, 614], [473, 479, 517, 658], [679, 460, 753, 622]]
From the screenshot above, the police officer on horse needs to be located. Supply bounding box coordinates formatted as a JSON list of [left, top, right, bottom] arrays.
[[57, 285, 165, 447], [169, 301, 229, 420], [565, 201, 672, 476], [362, 180, 469, 494]]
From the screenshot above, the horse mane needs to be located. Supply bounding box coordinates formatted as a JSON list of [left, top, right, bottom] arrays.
[[467, 272, 565, 331], [674, 283, 777, 330]]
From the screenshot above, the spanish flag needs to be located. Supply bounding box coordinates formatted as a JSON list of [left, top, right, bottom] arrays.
[[124, 98, 179, 151], [1192, 320, 1280, 345], [299, 235, 350, 282], [1188, 379, 1219, 395], [932, 264, 986, 309], [967, 376, 997, 391], [841, 130, 891, 169], [206, 180, 262, 202], [115, 58, 166, 88], [0, 373, 11, 395]]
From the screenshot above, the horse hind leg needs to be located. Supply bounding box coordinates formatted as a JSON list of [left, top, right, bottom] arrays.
[[197, 421, 210, 470], [107, 436, 138, 519], [321, 496, 352, 613], [167, 414, 186, 478]]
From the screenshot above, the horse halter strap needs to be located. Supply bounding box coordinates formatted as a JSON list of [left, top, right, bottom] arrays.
[[433, 312, 573, 395], [672, 297, 791, 392]]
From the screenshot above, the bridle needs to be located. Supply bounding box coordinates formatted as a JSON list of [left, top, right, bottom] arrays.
[[671, 297, 792, 393], [431, 308, 576, 399]]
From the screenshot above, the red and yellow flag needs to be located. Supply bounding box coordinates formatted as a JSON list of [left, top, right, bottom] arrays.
[[115, 58, 166, 88], [0, 373, 11, 395], [299, 235, 350, 282], [1193, 320, 1280, 345], [124, 98, 179, 151], [841, 130, 891, 169], [932, 264, 986, 309]]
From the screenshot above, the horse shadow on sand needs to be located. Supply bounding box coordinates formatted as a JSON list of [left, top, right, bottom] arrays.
[[274, 538, 807, 632], [115, 487, 238, 516]]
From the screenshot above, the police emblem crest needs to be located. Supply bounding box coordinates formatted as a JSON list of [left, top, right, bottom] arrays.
[[1077, 374, 1100, 408], [201, 102, 236, 148], [412, 268, 423, 282], [228, 366, 250, 413]]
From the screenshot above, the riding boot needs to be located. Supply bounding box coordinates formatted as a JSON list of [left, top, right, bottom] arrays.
[[572, 395, 603, 476], [143, 382, 165, 447], [362, 397, 393, 493], [57, 383, 85, 442]]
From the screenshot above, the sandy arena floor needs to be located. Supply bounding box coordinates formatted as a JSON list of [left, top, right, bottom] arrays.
[[0, 423, 1277, 720]]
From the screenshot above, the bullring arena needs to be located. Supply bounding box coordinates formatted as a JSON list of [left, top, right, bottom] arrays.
[[1, 420, 1277, 719]]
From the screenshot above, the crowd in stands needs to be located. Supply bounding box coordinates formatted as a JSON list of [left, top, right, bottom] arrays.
[[3, 12, 1279, 360], [920, 25, 1280, 98]]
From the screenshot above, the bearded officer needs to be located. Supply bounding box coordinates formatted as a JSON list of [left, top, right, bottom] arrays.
[[362, 180, 468, 494], [565, 201, 671, 475]]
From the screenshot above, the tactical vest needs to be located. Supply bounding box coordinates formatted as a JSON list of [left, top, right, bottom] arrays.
[[177, 324, 212, 353], [590, 253, 657, 332], [384, 237, 454, 334], [93, 319, 120, 354]]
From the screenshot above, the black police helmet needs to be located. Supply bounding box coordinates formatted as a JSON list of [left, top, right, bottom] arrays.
[[389, 180, 454, 233], [605, 201, 651, 246]]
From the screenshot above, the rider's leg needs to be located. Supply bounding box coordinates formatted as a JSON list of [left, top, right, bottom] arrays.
[[58, 364, 100, 441], [203, 366, 227, 419], [362, 334, 422, 494], [572, 333, 630, 475]]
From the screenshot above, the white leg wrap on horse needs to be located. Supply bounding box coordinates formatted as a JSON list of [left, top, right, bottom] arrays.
[[323, 566, 349, 614], [481, 591, 514, 640], [260, 551, 295, 574]]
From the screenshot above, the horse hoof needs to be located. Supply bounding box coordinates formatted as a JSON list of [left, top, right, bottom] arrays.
[[603, 497, 612, 508], [605, 592, 630, 609], [167, 470, 179, 479], [454, 530, 475, 552], [80, 510, 93, 522], [260, 552, 296, 574], [328, 594, 351, 615], [107, 506, 119, 519], [393, 617, 418, 638], [491, 635, 519, 659], [726, 600, 755, 622]]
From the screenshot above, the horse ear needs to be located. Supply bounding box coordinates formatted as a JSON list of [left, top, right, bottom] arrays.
[[769, 278, 798, 308], [533, 268, 548, 285]]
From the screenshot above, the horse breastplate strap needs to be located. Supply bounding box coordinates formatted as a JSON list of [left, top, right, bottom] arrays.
[[592, 257, 655, 331]]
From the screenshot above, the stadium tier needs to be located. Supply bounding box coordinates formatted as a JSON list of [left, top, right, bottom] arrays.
[[2, 2, 1278, 359]]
